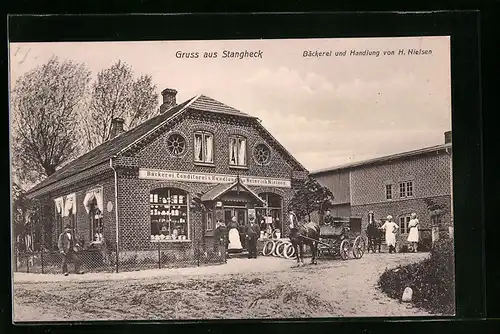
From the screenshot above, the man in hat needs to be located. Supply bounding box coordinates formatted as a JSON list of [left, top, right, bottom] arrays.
[[58, 224, 84, 275], [323, 209, 334, 226], [246, 214, 260, 259]]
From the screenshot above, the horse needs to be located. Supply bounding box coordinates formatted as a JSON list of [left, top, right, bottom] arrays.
[[288, 211, 320, 267], [366, 211, 383, 253]]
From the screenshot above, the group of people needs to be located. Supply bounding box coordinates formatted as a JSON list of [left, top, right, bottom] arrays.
[[373, 212, 420, 253], [214, 214, 261, 259]]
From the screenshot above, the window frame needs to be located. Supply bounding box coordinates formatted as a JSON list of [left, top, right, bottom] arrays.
[[253, 143, 272, 166], [206, 211, 214, 232], [166, 132, 187, 157], [150, 188, 191, 242], [229, 135, 248, 167], [385, 184, 393, 200], [399, 215, 412, 234], [406, 181, 414, 197], [193, 131, 214, 164]]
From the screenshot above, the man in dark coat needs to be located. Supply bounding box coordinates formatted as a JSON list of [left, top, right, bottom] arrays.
[[58, 224, 83, 276], [246, 215, 260, 259]]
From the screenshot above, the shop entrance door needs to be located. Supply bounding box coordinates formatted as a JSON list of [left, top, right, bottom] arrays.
[[224, 206, 248, 249]]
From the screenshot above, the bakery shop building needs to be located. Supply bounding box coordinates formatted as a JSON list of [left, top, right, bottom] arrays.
[[25, 88, 308, 264]]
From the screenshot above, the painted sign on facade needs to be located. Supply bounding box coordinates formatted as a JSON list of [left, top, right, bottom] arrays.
[[138, 169, 292, 188]]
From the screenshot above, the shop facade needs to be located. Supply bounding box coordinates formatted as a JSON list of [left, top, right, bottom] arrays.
[[25, 89, 308, 265]]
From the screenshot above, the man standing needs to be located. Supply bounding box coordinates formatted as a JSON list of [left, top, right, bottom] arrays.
[[380, 215, 399, 254], [58, 224, 84, 276], [246, 215, 260, 259]]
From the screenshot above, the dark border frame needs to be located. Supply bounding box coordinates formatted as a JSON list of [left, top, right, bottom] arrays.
[[6, 11, 484, 333]]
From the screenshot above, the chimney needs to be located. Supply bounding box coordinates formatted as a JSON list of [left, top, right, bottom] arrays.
[[444, 131, 452, 144], [160, 88, 178, 113], [110, 118, 125, 139]]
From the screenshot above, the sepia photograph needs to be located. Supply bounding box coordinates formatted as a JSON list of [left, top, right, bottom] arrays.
[[10, 36, 455, 321]]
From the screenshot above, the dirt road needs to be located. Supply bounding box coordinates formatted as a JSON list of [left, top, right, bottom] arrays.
[[13, 252, 431, 321]]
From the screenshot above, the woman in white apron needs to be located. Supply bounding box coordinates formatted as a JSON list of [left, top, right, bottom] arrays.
[[407, 213, 419, 252], [227, 216, 242, 251], [380, 215, 399, 253]]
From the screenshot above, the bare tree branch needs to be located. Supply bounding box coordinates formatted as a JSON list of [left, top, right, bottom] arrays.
[[11, 56, 91, 187]]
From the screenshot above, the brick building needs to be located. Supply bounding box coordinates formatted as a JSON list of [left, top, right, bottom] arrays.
[[24, 88, 308, 263], [311, 132, 453, 248]]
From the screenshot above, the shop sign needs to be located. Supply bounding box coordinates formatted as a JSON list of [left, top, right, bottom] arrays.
[[139, 169, 292, 188]]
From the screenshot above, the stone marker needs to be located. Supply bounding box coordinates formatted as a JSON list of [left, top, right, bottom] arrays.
[[402, 287, 413, 302]]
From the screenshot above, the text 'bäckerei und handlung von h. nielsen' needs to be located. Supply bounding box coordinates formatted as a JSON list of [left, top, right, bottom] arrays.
[[303, 48, 433, 57]]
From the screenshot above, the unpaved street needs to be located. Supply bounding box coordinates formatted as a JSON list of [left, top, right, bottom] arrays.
[[13, 252, 431, 321]]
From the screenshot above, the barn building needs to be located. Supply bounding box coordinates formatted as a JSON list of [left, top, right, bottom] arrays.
[[24, 88, 309, 264], [310, 131, 453, 249]]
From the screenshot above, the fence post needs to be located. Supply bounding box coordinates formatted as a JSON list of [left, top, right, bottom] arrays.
[[158, 241, 161, 269], [14, 249, 18, 272], [196, 240, 200, 267], [41, 250, 44, 274], [26, 254, 29, 274], [115, 243, 119, 273]]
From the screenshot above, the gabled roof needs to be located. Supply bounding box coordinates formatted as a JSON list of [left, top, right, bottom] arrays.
[[190, 95, 255, 118], [26, 93, 308, 197], [310, 143, 452, 175], [201, 179, 266, 205], [26, 98, 195, 196]]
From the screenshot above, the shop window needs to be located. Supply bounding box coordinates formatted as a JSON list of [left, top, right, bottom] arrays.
[[167, 133, 187, 156], [399, 215, 411, 234], [255, 193, 283, 232], [253, 143, 271, 165], [150, 188, 189, 241], [229, 135, 247, 167], [385, 184, 392, 200], [194, 131, 214, 163]]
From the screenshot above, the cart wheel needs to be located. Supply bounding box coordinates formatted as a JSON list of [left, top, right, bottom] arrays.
[[352, 236, 366, 259], [276, 241, 287, 258], [273, 240, 285, 257], [262, 240, 275, 256], [339, 239, 350, 260], [283, 243, 296, 259]]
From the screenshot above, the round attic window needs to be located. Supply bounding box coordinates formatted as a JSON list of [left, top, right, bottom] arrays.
[[166, 133, 186, 156], [253, 144, 271, 165]]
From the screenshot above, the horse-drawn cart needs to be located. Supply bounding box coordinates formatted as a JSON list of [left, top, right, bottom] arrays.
[[317, 221, 366, 260]]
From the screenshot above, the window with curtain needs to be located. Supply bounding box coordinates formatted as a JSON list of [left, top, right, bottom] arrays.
[[229, 135, 247, 167], [62, 193, 77, 231], [54, 197, 65, 236], [194, 131, 214, 163], [83, 187, 104, 242]]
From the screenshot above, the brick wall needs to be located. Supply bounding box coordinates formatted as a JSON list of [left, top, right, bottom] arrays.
[[350, 151, 451, 206], [135, 110, 297, 179], [351, 195, 452, 246], [46, 172, 115, 249]]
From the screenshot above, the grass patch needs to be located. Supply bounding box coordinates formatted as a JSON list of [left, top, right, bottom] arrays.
[[378, 236, 455, 315]]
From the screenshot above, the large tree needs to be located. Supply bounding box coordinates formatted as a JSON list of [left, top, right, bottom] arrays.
[[81, 60, 159, 150], [289, 176, 335, 222], [11, 56, 91, 186]]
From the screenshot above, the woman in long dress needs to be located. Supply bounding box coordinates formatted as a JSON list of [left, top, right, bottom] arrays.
[[380, 215, 399, 253], [227, 216, 243, 251], [407, 213, 420, 252]]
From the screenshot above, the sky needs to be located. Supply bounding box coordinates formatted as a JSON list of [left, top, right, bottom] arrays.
[[9, 37, 451, 172]]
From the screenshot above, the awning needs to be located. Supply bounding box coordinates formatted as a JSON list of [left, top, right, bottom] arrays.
[[201, 179, 266, 205]]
